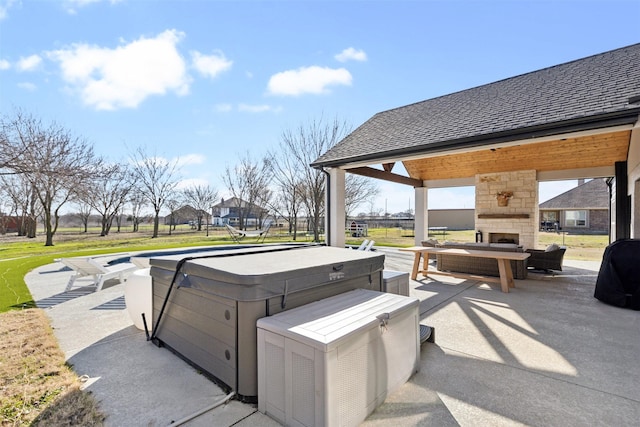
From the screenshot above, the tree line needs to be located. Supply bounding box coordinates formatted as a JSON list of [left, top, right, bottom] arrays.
[[0, 110, 378, 246]]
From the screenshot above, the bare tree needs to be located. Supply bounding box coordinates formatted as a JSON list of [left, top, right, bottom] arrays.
[[222, 152, 272, 230], [128, 147, 180, 238], [0, 111, 31, 174], [0, 111, 100, 245], [74, 201, 93, 233], [345, 175, 380, 218], [113, 207, 124, 232], [279, 117, 351, 241], [165, 196, 182, 235], [266, 148, 305, 239], [86, 164, 132, 236], [183, 184, 218, 231], [128, 192, 146, 232], [0, 174, 40, 237]]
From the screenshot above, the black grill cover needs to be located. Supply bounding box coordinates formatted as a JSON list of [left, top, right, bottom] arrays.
[[594, 239, 640, 310]]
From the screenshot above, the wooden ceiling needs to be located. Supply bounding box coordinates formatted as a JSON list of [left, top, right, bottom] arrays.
[[402, 130, 631, 181]]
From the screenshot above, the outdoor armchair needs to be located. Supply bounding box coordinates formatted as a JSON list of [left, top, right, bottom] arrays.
[[526, 245, 566, 271]]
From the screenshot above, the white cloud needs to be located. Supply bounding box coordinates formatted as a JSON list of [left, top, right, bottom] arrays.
[[63, 0, 121, 14], [238, 103, 282, 113], [48, 29, 190, 110], [0, 59, 10, 70], [214, 103, 232, 113], [176, 177, 211, 190], [17, 82, 37, 91], [335, 47, 367, 62], [0, 0, 17, 20], [191, 50, 232, 79], [17, 55, 42, 72], [267, 66, 352, 96], [176, 153, 206, 167]]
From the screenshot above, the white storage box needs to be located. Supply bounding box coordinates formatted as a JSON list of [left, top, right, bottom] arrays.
[[382, 270, 410, 296], [257, 289, 420, 427]]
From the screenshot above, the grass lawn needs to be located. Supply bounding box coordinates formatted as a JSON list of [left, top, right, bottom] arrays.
[[0, 226, 609, 425]]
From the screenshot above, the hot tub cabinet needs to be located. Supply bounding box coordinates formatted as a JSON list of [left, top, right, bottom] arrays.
[[149, 246, 385, 400], [257, 289, 420, 427]]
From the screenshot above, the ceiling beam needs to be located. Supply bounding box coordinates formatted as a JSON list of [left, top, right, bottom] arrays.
[[382, 162, 395, 172], [347, 166, 423, 187]]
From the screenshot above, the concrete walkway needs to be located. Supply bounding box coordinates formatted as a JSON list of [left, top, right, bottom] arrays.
[[26, 248, 640, 426]]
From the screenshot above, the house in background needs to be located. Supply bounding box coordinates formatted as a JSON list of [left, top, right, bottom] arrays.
[[164, 205, 210, 227], [539, 179, 610, 234], [0, 215, 24, 234], [211, 197, 270, 228]]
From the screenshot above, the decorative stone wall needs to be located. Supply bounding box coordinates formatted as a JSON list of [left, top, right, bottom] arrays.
[[475, 170, 538, 249]]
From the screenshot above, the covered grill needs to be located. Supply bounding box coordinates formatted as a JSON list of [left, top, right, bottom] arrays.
[[149, 245, 385, 400]]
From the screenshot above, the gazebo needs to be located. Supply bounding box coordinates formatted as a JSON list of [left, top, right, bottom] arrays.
[[311, 43, 640, 249]]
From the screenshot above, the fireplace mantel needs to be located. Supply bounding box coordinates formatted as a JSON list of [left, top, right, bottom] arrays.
[[477, 213, 530, 219]]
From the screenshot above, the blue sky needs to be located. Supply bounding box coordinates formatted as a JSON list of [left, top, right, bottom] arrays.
[[1, 0, 638, 215]]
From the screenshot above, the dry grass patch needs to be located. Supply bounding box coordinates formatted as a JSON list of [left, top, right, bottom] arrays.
[[0, 309, 104, 426]]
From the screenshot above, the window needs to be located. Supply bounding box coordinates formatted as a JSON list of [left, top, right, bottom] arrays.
[[565, 210, 587, 227]]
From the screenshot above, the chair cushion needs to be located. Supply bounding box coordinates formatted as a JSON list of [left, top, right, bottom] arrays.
[[421, 239, 439, 247], [545, 243, 560, 252]]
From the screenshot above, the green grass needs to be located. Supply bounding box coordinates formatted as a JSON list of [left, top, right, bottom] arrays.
[[0, 228, 319, 313], [0, 227, 609, 313]]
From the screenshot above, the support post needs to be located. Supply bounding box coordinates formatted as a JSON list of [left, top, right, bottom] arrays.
[[615, 161, 630, 240], [414, 186, 428, 246], [327, 168, 346, 248]]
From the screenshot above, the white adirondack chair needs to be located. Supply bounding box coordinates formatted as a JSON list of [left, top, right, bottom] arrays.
[[60, 257, 138, 292]]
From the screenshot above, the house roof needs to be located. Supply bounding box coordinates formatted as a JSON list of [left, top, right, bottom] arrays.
[[213, 197, 244, 209], [312, 43, 640, 168], [165, 205, 208, 219], [540, 179, 609, 210]]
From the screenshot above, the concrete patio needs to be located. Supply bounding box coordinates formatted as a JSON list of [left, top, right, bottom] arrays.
[[26, 247, 640, 426]]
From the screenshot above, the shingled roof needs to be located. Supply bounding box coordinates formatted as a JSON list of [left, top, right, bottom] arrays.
[[312, 43, 640, 168], [540, 179, 609, 210]]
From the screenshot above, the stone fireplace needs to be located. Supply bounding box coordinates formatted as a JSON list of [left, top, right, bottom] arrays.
[[475, 170, 538, 249]]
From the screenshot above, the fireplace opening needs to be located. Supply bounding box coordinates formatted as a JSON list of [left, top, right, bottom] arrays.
[[489, 233, 519, 245]]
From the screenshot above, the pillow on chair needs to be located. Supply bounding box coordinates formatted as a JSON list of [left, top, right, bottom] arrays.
[[545, 243, 560, 252], [421, 239, 439, 247]]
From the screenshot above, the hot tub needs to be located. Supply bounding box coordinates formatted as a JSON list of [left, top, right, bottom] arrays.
[[149, 245, 385, 401]]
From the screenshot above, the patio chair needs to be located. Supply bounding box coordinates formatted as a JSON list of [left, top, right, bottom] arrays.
[[225, 223, 271, 243], [60, 257, 138, 292], [353, 239, 370, 250], [420, 238, 439, 261], [525, 244, 566, 271]]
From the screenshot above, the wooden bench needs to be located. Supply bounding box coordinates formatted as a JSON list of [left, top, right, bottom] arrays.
[[399, 246, 530, 293]]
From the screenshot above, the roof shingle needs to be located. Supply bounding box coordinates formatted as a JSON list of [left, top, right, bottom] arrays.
[[540, 179, 609, 209]]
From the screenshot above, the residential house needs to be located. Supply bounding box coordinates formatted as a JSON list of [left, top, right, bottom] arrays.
[[164, 205, 209, 227], [540, 179, 609, 234], [211, 197, 270, 228], [0, 215, 23, 234]]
